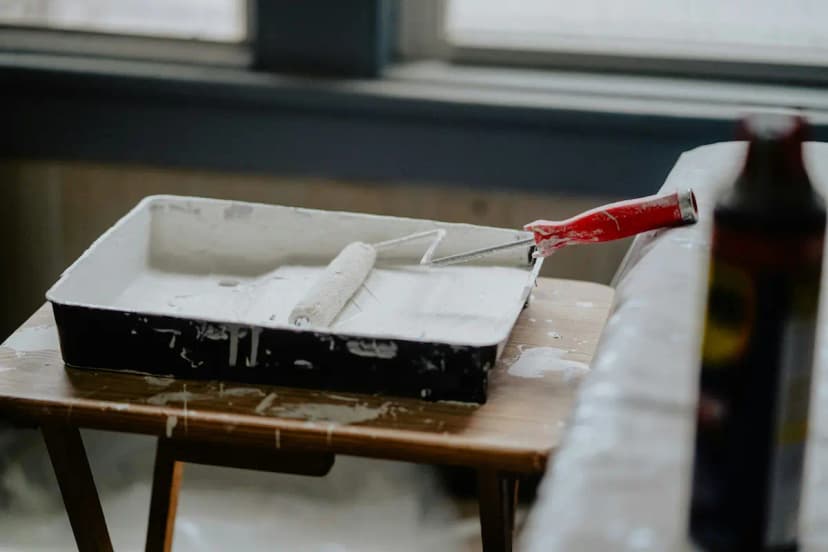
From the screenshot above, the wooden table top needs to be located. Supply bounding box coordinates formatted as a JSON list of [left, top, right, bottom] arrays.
[[0, 278, 612, 473]]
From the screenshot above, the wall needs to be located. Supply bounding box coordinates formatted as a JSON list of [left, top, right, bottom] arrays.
[[0, 160, 631, 339]]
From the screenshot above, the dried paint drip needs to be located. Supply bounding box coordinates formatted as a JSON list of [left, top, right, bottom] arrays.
[[325, 394, 360, 402], [246, 327, 263, 367], [166, 415, 178, 437], [153, 328, 181, 349], [144, 375, 175, 387], [436, 400, 478, 408], [266, 402, 394, 424], [220, 387, 265, 398], [179, 348, 202, 369], [255, 392, 278, 414], [346, 340, 398, 359], [147, 391, 209, 406], [228, 326, 241, 366], [507, 347, 590, 383]]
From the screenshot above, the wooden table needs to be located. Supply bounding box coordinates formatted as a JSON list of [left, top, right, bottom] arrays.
[[0, 277, 612, 552]]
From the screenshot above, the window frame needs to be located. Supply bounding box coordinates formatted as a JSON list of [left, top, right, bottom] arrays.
[[2, 0, 828, 200], [0, 0, 395, 76], [0, 24, 250, 66], [405, 1, 828, 86]]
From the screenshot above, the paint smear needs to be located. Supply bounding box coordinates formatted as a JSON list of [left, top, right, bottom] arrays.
[[1, 325, 60, 356], [436, 400, 477, 408], [166, 415, 178, 437], [267, 402, 393, 424], [346, 340, 398, 359], [220, 387, 266, 398], [153, 328, 181, 349], [326, 394, 361, 402], [144, 376, 175, 387], [507, 347, 590, 382], [247, 327, 262, 367], [147, 391, 208, 406], [255, 392, 278, 414]]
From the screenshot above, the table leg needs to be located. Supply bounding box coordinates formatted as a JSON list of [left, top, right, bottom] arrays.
[[146, 438, 183, 552], [144, 436, 334, 551], [41, 424, 113, 552], [477, 469, 518, 552]]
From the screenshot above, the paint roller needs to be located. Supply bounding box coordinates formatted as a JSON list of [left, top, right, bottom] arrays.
[[426, 190, 698, 265], [289, 190, 698, 328], [289, 230, 445, 328]]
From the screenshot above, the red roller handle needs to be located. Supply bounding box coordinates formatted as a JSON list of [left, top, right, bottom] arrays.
[[524, 190, 698, 257]]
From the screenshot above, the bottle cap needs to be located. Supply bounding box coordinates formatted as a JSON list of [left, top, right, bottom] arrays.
[[738, 111, 807, 142]]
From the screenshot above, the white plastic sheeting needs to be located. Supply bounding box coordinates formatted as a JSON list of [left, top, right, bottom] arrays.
[[523, 142, 828, 551], [0, 428, 475, 550]]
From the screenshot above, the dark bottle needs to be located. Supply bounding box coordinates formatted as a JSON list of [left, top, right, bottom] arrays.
[[690, 113, 825, 551]]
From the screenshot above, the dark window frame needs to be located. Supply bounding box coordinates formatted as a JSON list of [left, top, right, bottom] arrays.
[[2, 1, 826, 198]]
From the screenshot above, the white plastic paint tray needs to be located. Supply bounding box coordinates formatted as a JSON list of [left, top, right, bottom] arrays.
[[46, 196, 541, 402]]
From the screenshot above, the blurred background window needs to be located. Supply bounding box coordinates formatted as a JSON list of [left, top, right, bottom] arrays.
[[0, 0, 245, 42], [4, 0, 824, 342], [446, 0, 828, 65]]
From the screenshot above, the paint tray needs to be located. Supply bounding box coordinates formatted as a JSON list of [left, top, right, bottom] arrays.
[[46, 196, 541, 402]]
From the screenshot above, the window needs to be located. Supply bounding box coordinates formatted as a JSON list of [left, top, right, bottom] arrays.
[[0, 1, 388, 74], [0, 0, 246, 42], [403, 0, 828, 83]]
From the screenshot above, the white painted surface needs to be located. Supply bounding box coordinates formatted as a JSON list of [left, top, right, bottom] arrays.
[[47, 196, 539, 347], [522, 143, 828, 551], [0, 430, 471, 551]]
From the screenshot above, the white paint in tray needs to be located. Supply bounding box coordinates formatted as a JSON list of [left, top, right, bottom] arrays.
[[110, 264, 533, 346], [46, 195, 541, 350]]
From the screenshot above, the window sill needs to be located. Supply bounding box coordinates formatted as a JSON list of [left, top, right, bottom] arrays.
[[3, 53, 827, 195], [0, 27, 249, 67]]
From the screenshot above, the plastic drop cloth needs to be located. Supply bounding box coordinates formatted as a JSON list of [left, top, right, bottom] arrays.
[[0, 424, 476, 551], [522, 142, 828, 551]]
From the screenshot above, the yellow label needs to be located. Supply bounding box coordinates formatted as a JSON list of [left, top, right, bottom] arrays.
[[701, 260, 756, 366]]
